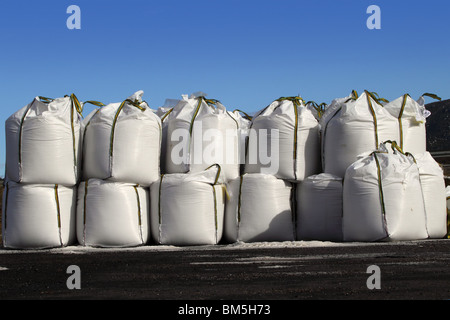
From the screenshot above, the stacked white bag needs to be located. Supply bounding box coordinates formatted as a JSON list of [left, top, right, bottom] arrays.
[[343, 141, 428, 242], [3, 182, 76, 249], [383, 93, 440, 155], [224, 173, 295, 243], [163, 92, 240, 182], [78, 91, 161, 247], [296, 174, 343, 242], [375, 92, 446, 238], [245, 96, 321, 182], [150, 164, 225, 246], [3, 95, 83, 249], [5, 95, 83, 185], [82, 90, 161, 186], [321, 91, 399, 178], [415, 152, 447, 239], [77, 179, 150, 247]]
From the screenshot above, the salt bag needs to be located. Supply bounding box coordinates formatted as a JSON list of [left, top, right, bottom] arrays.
[[383, 94, 429, 155], [245, 97, 321, 182], [150, 164, 225, 246], [224, 173, 295, 243], [164, 92, 240, 181], [415, 152, 447, 239], [322, 91, 399, 178], [2, 181, 76, 249], [82, 91, 162, 186], [297, 173, 343, 242], [5, 95, 83, 186], [77, 179, 150, 248], [343, 142, 428, 242]]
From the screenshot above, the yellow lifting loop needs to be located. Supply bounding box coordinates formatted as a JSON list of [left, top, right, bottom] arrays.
[[204, 98, 221, 107], [381, 140, 403, 154], [124, 98, 148, 111], [381, 140, 416, 162], [205, 163, 222, 185], [345, 90, 359, 103], [193, 95, 221, 108], [38, 96, 54, 103], [160, 108, 174, 122], [276, 96, 305, 107], [365, 90, 389, 106], [233, 109, 253, 121], [306, 101, 327, 118], [422, 93, 442, 101], [69, 94, 84, 116], [83, 100, 105, 108]]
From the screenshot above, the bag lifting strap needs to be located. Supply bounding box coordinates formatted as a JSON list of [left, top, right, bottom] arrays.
[[133, 185, 145, 245]]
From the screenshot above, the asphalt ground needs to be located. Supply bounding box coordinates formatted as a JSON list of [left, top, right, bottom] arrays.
[[1, 239, 450, 304]]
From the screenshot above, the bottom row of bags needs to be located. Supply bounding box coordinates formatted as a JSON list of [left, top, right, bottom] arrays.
[[2, 143, 448, 249]]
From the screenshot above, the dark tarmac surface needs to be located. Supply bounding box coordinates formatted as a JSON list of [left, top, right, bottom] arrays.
[[1, 239, 450, 301]]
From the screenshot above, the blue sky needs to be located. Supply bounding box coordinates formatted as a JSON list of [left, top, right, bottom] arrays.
[[1, 0, 450, 176]]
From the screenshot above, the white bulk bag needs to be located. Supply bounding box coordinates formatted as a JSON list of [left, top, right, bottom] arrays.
[[82, 91, 161, 186], [383, 94, 429, 155], [164, 93, 240, 181], [297, 174, 343, 242], [415, 152, 447, 238], [2, 181, 76, 249], [5, 95, 83, 186], [150, 165, 225, 246], [224, 173, 295, 243], [77, 179, 150, 248], [245, 97, 321, 182], [343, 142, 428, 242], [322, 91, 399, 178]]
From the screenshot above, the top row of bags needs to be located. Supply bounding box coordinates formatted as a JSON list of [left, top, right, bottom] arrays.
[[4, 90, 441, 186]]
